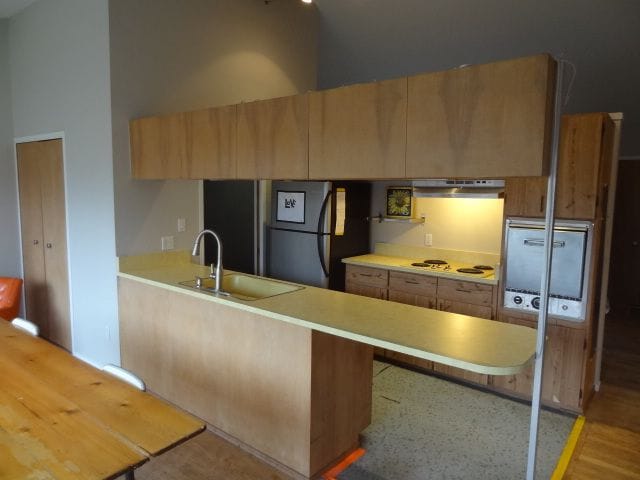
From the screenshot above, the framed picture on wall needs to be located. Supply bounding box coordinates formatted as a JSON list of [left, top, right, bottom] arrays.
[[276, 190, 306, 223], [386, 186, 413, 218]]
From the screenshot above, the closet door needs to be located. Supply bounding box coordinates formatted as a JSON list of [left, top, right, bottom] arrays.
[[17, 144, 48, 333], [17, 139, 71, 349]]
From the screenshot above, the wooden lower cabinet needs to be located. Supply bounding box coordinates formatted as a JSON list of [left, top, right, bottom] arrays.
[[432, 298, 492, 386], [345, 282, 387, 300], [387, 289, 436, 370], [492, 314, 587, 411]]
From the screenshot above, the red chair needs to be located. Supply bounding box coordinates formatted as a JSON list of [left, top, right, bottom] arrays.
[[0, 277, 23, 321]]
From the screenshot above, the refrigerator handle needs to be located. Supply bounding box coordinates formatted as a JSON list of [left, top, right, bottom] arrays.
[[317, 190, 332, 277]]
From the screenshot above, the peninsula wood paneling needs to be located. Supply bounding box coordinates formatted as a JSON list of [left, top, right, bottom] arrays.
[[406, 54, 556, 178], [119, 278, 371, 479], [237, 94, 308, 179], [309, 78, 407, 179]]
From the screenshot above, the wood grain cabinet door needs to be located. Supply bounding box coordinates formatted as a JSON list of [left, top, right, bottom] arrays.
[[130, 105, 237, 180], [504, 113, 615, 220], [130, 113, 187, 179], [406, 54, 556, 178], [309, 78, 407, 179], [183, 105, 236, 179], [237, 94, 308, 180]]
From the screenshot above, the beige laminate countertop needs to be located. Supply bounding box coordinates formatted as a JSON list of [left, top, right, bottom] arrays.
[[118, 253, 534, 376], [342, 254, 498, 285]]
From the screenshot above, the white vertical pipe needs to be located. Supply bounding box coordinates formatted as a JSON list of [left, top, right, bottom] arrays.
[[526, 59, 564, 480], [593, 113, 623, 390]]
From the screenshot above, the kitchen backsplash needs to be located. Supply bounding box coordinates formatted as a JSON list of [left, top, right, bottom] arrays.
[[370, 181, 504, 255]]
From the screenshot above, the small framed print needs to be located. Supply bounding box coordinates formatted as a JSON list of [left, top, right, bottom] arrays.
[[386, 187, 413, 218], [276, 190, 306, 223]]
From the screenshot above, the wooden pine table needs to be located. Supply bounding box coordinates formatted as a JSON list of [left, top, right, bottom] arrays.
[[0, 320, 205, 479]]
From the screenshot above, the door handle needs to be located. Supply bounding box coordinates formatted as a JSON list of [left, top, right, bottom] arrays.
[[33, 239, 39, 245], [523, 239, 565, 248], [46, 243, 52, 249]]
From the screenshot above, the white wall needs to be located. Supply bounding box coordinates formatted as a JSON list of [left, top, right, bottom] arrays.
[[110, 0, 318, 256], [315, 0, 640, 157], [9, 0, 118, 366], [370, 182, 504, 254], [0, 20, 21, 277]]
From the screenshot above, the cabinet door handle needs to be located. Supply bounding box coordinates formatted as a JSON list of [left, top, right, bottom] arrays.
[[46, 243, 52, 249], [455, 288, 472, 293], [33, 240, 39, 245], [359, 273, 372, 277], [404, 280, 420, 285]]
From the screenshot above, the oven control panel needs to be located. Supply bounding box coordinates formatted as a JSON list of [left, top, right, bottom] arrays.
[[503, 289, 584, 321]]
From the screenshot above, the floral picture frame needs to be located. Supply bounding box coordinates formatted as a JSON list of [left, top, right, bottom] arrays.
[[386, 186, 413, 218]]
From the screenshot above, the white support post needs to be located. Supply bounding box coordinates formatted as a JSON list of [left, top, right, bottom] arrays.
[[525, 59, 564, 480], [593, 113, 623, 391]]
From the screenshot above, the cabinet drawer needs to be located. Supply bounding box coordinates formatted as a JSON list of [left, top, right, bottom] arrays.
[[345, 265, 388, 288], [437, 278, 494, 306], [389, 271, 437, 297]]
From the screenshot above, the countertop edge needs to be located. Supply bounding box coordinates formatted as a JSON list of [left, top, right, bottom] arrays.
[[117, 269, 533, 376]]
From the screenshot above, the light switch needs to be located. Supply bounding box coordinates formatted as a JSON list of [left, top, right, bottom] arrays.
[[177, 218, 186, 232], [161, 235, 175, 251], [424, 233, 432, 246]]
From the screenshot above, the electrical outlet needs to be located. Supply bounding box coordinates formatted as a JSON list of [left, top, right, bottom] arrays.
[[177, 217, 186, 232], [161, 235, 175, 251], [424, 233, 433, 246]]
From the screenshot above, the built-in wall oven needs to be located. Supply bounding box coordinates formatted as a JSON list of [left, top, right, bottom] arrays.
[[503, 218, 593, 322]]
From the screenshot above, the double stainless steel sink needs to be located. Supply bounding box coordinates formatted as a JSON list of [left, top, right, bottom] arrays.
[[179, 273, 304, 301]]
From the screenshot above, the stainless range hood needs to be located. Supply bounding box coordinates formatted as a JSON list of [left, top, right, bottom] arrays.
[[412, 179, 505, 199]]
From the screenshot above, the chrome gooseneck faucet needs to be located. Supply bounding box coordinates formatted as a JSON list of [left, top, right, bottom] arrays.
[[191, 229, 224, 293]]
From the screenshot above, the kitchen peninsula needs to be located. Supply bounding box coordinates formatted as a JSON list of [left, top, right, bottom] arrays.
[[118, 251, 536, 479]]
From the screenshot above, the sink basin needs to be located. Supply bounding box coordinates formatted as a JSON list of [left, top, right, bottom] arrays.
[[179, 274, 304, 301]]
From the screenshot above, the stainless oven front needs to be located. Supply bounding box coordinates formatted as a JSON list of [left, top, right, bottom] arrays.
[[503, 218, 593, 322]]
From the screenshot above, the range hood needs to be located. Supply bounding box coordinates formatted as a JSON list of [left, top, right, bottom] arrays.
[[412, 179, 505, 199]]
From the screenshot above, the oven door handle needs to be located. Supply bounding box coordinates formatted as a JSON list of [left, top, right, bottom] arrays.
[[523, 239, 566, 248]]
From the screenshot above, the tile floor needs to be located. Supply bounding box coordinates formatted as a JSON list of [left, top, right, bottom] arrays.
[[339, 361, 575, 480]]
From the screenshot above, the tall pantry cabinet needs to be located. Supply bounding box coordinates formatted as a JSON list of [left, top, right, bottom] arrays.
[[16, 139, 71, 350]]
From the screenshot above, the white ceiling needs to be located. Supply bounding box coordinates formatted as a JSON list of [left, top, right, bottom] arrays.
[[0, 0, 37, 18]]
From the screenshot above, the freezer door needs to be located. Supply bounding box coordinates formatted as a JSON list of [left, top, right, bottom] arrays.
[[267, 228, 330, 288], [270, 181, 331, 233]]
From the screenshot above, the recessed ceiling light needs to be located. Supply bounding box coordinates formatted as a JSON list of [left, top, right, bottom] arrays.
[[301, 0, 312, 3]]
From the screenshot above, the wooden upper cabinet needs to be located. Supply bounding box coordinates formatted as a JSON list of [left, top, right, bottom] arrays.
[[504, 113, 615, 219], [406, 54, 556, 178], [130, 105, 237, 180], [130, 112, 187, 179], [237, 94, 308, 180], [309, 78, 407, 179], [183, 105, 236, 179]]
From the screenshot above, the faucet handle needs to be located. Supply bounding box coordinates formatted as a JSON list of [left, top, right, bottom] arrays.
[[195, 276, 203, 288], [209, 263, 216, 279]]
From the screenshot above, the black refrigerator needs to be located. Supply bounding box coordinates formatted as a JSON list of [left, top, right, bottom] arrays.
[[266, 181, 371, 291]]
